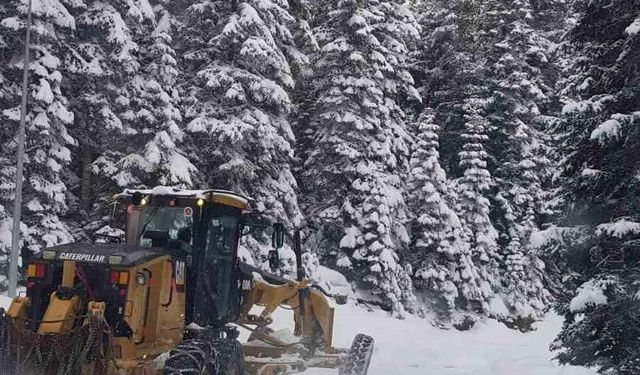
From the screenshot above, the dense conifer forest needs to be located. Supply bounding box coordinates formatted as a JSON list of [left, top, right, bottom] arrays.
[[1, 0, 638, 372]]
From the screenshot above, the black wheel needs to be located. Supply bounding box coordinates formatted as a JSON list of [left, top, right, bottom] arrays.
[[339, 334, 374, 375], [165, 340, 215, 375], [211, 338, 245, 375], [165, 338, 244, 375]]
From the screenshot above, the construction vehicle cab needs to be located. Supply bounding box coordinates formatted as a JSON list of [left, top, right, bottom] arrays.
[[0, 186, 374, 375], [126, 187, 249, 328]]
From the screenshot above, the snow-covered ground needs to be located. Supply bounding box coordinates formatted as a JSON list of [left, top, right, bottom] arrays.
[[1, 292, 596, 375], [250, 301, 597, 375]]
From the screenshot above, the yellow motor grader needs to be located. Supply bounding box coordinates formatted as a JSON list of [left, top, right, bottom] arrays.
[[0, 187, 373, 375]]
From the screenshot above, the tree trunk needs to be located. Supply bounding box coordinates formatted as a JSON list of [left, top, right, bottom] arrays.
[[80, 145, 93, 211]]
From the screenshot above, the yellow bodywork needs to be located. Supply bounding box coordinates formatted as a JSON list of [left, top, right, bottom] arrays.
[[6, 259, 340, 375], [4, 188, 345, 375]]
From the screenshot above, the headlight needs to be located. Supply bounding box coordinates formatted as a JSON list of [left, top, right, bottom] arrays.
[[136, 273, 146, 285], [108, 256, 123, 265], [42, 251, 56, 260]]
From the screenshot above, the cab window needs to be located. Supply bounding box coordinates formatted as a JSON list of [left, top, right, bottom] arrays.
[[139, 207, 194, 247], [205, 217, 237, 258], [204, 216, 238, 317]]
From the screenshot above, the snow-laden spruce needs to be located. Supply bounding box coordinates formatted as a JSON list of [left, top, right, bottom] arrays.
[[82, 0, 154, 189], [175, 0, 304, 271], [457, 100, 501, 311], [0, 0, 77, 284], [301, 0, 421, 316], [113, 5, 196, 188], [549, 1, 640, 373], [407, 110, 481, 316], [473, 0, 557, 321], [410, 0, 558, 322]]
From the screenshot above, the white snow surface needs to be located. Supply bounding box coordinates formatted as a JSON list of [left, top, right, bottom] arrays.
[[237, 302, 596, 375], [0, 292, 596, 375]]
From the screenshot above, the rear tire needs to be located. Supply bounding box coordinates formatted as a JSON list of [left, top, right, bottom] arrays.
[[339, 334, 374, 375], [211, 338, 245, 375]]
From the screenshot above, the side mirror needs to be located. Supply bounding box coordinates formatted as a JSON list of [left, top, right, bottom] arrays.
[[272, 223, 285, 249], [268, 250, 280, 271]]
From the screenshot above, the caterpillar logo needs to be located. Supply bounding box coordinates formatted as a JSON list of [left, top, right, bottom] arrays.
[[58, 252, 107, 263]]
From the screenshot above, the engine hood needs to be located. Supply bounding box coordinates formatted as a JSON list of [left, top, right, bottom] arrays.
[[35, 243, 173, 267]]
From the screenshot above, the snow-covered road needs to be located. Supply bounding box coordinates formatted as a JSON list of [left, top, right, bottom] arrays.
[[290, 302, 596, 375], [1, 293, 597, 375]]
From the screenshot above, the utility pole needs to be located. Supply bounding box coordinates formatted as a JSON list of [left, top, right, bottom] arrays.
[[9, 0, 33, 298]]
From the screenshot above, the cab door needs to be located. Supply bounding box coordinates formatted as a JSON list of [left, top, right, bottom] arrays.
[[193, 212, 241, 325]]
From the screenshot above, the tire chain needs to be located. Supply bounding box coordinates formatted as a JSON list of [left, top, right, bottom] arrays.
[[339, 334, 374, 375], [0, 309, 114, 375], [165, 340, 215, 374], [211, 339, 238, 375], [165, 338, 245, 375], [0, 309, 13, 375]]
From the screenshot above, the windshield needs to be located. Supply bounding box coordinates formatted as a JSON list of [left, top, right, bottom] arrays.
[[139, 206, 194, 247]]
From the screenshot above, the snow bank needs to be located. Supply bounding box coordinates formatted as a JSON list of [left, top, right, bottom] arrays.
[[488, 295, 509, 318]]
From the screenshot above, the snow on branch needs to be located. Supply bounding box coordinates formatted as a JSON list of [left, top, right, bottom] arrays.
[[595, 219, 640, 238], [569, 278, 612, 313], [529, 226, 576, 249], [625, 17, 640, 36], [589, 114, 634, 145]]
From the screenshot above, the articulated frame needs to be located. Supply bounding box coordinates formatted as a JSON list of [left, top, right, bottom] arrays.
[[238, 275, 343, 374]]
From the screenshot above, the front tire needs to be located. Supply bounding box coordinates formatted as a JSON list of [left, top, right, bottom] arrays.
[[165, 338, 244, 375], [339, 334, 374, 375], [165, 340, 215, 374], [211, 338, 245, 375]]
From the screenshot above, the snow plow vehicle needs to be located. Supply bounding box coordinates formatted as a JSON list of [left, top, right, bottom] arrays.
[[0, 187, 374, 375]]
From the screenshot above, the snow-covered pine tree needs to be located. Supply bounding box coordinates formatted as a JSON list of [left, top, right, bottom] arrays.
[[457, 99, 500, 312], [473, 0, 558, 321], [175, 1, 304, 270], [551, 1, 640, 372], [410, 0, 475, 173], [111, 3, 195, 189], [63, 0, 154, 231], [0, 0, 77, 277], [301, 0, 421, 316], [408, 109, 481, 317], [290, 0, 318, 174], [413, 0, 559, 320], [0, 1, 14, 289], [409, 0, 498, 317], [289, 0, 318, 78]]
